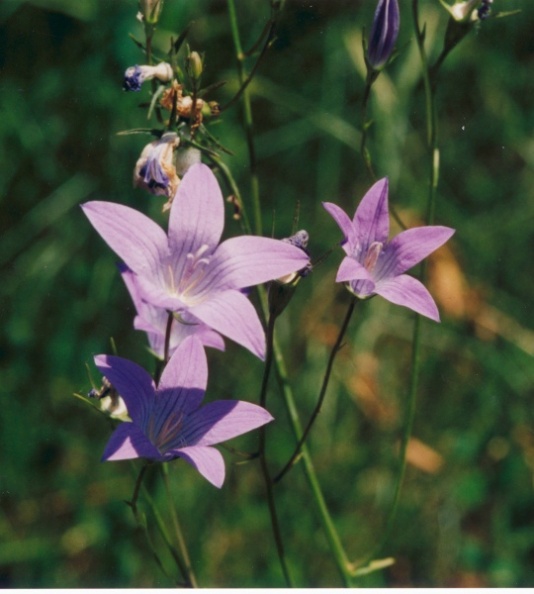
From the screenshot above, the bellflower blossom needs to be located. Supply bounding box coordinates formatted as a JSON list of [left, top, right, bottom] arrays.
[[323, 178, 455, 321], [82, 163, 310, 359], [119, 263, 225, 359], [96, 337, 273, 487], [133, 132, 180, 200], [123, 62, 173, 92], [367, 0, 400, 70]]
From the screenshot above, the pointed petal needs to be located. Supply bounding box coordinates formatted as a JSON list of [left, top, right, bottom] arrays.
[[336, 256, 373, 283], [189, 290, 265, 359], [81, 201, 167, 283], [179, 400, 273, 447], [157, 336, 207, 415], [322, 202, 356, 253], [202, 236, 310, 292], [173, 445, 226, 488], [377, 226, 455, 278], [101, 423, 162, 461], [168, 163, 224, 260], [94, 355, 155, 427], [354, 178, 390, 248], [374, 274, 440, 321]]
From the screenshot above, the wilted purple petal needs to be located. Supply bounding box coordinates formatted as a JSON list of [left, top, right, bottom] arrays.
[[190, 290, 266, 359], [374, 274, 440, 321], [173, 445, 226, 488], [102, 423, 162, 461], [94, 354, 155, 427], [179, 400, 274, 447]]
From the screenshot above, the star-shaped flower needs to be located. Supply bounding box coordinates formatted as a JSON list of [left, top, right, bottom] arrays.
[[323, 178, 455, 321], [119, 263, 225, 360], [82, 163, 310, 359], [95, 336, 273, 488]]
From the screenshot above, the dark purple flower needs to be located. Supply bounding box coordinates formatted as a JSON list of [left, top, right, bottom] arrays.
[[323, 178, 455, 321], [96, 336, 273, 487], [82, 164, 310, 359], [367, 0, 400, 70]]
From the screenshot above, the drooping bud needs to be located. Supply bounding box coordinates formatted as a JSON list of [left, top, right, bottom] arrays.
[[133, 132, 180, 204], [268, 230, 312, 317], [438, 0, 490, 23], [123, 62, 173, 92], [366, 0, 400, 70]]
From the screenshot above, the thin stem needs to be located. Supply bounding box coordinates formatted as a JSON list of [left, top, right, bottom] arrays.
[[129, 462, 150, 519], [140, 481, 192, 587], [258, 313, 294, 586], [162, 463, 198, 588], [226, 0, 262, 235], [164, 311, 174, 365], [360, 1, 440, 568], [275, 297, 357, 483]]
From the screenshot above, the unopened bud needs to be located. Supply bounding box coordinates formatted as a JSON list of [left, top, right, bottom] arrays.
[[139, 0, 164, 24], [366, 0, 400, 70], [186, 51, 203, 81]]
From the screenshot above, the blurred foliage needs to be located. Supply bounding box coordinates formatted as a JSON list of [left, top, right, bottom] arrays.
[[1, 0, 534, 587]]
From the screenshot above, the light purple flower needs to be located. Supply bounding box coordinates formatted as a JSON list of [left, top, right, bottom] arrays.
[[119, 263, 225, 359], [82, 163, 310, 359], [323, 178, 455, 322], [367, 0, 400, 70], [123, 62, 173, 92], [96, 336, 273, 488]]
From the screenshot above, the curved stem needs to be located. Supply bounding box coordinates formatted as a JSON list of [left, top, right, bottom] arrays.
[[275, 296, 357, 483], [258, 313, 294, 586], [162, 463, 198, 588]]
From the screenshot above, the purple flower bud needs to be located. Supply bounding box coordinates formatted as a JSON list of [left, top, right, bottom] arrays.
[[123, 62, 173, 92], [367, 0, 400, 70]]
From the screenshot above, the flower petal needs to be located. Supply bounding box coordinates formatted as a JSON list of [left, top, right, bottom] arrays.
[[173, 445, 226, 488], [336, 256, 373, 283], [168, 163, 225, 261], [157, 336, 207, 415], [322, 202, 357, 253], [81, 201, 168, 284], [189, 290, 265, 359], [179, 400, 273, 447], [374, 274, 440, 321], [353, 178, 390, 249], [94, 354, 155, 427], [102, 423, 162, 461], [202, 236, 310, 292], [377, 226, 455, 278]]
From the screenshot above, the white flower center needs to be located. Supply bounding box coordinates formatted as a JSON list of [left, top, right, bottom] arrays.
[[168, 244, 211, 304]]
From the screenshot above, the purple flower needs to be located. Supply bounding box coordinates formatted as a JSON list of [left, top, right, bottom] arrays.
[[96, 336, 273, 487], [119, 263, 225, 359], [323, 178, 455, 321], [367, 0, 400, 70], [82, 163, 310, 359]]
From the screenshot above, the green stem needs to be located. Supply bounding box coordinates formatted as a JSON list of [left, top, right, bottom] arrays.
[[227, 0, 262, 235], [258, 313, 294, 586], [161, 463, 198, 588], [275, 297, 357, 483], [363, 0, 440, 567]]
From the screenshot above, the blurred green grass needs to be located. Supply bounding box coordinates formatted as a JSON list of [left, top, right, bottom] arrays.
[[1, 0, 534, 587]]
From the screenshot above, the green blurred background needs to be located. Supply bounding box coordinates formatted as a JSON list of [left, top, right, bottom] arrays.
[[1, 0, 534, 587]]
